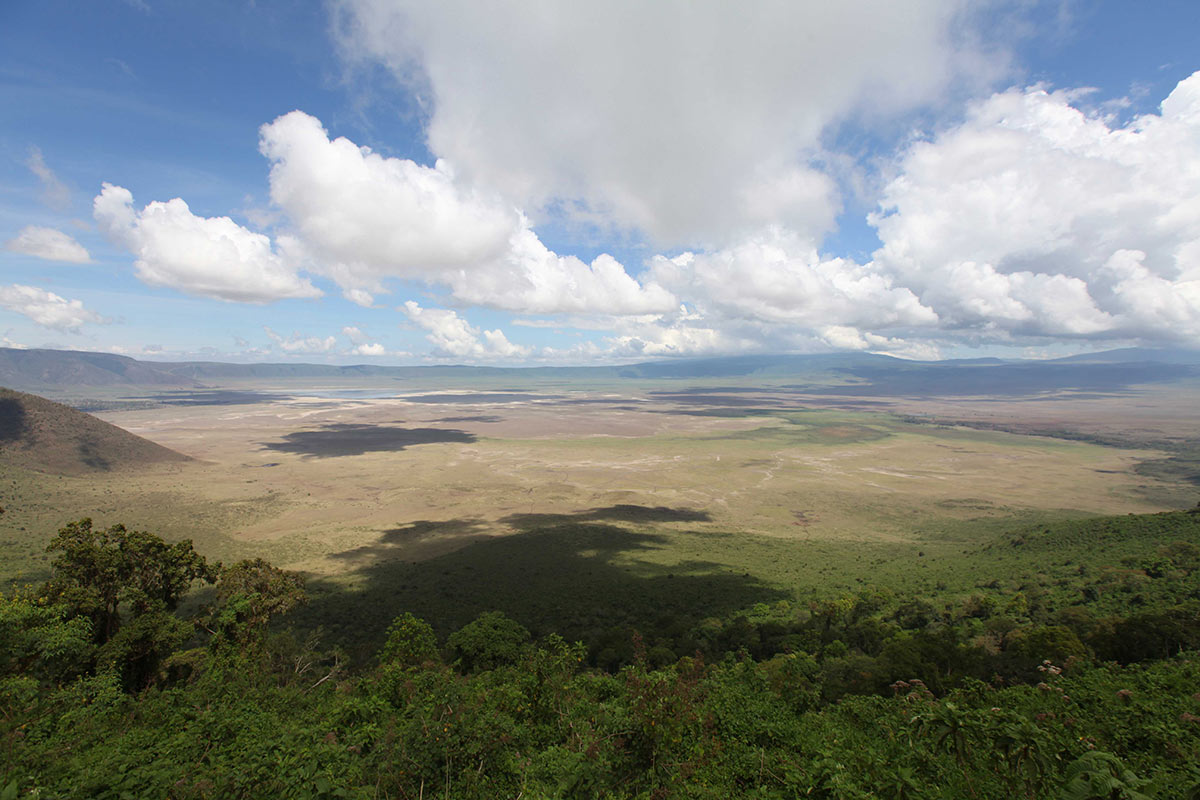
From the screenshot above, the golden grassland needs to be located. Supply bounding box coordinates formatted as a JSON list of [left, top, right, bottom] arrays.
[[2, 378, 1195, 593]]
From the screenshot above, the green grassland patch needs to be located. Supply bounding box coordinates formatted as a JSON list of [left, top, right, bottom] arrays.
[[297, 505, 1200, 660]]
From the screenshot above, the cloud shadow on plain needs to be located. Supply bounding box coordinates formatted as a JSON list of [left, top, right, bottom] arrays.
[[301, 504, 777, 662], [260, 423, 476, 458]]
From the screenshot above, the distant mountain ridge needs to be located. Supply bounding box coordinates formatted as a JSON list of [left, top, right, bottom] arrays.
[[1, 346, 1199, 395], [0, 348, 897, 388], [0, 349, 200, 390], [0, 387, 191, 475], [1047, 347, 1200, 365]]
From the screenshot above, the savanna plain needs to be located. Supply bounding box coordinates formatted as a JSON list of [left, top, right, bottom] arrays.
[[4, 371, 1197, 647], [5, 362, 1200, 798]]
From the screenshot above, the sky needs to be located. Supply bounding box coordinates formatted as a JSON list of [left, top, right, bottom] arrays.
[[1, 0, 1198, 365]]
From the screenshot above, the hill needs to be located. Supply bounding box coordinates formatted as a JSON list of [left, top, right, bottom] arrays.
[[1, 345, 1199, 395], [1048, 347, 1200, 365], [0, 387, 192, 475], [0, 348, 198, 392]]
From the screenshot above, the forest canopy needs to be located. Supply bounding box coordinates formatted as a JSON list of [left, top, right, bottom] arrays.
[[3, 510, 1200, 798]]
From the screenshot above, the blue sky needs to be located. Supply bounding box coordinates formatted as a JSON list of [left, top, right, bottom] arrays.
[[1, 0, 1198, 364]]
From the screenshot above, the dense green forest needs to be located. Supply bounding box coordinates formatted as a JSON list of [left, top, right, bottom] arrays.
[[4, 509, 1200, 798]]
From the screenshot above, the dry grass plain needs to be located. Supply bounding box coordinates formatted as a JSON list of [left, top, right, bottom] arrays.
[[2, 377, 1196, 592]]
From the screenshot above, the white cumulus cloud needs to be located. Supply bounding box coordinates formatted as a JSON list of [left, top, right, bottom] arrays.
[[73, 25, 1200, 359], [260, 110, 517, 293], [342, 325, 388, 356], [264, 327, 338, 353], [604, 321, 749, 360], [402, 301, 530, 360], [334, 0, 1003, 246], [93, 183, 321, 304], [445, 226, 675, 314], [4, 226, 91, 263], [648, 228, 936, 329], [351, 342, 387, 356], [818, 325, 941, 360], [870, 71, 1200, 343], [341, 325, 370, 345], [259, 110, 673, 314], [0, 284, 107, 332]]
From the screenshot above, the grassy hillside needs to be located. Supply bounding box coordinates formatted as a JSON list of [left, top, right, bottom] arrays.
[[297, 504, 1200, 664], [0, 387, 191, 476], [6, 506, 1200, 799]]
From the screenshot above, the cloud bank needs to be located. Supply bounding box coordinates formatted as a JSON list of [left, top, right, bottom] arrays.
[[259, 111, 675, 315], [870, 72, 1200, 344], [77, 0, 1200, 362], [333, 0, 998, 247]]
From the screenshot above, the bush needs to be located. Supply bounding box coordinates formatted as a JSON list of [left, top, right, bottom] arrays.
[[380, 612, 439, 668], [447, 611, 531, 672]]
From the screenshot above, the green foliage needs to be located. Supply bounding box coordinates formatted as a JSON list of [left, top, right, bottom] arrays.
[[211, 558, 307, 643], [95, 609, 193, 691], [447, 611, 531, 673], [7, 632, 1200, 798], [1091, 604, 1200, 663], [1003, 625, 1089, 677], [6, 510, 1200, 797], [761, 650, 821, 712], [0, 589, 93, 686], [42, 518, 215, 645], [380, 612, 439, 668], [1061, 751, 1153, 800]]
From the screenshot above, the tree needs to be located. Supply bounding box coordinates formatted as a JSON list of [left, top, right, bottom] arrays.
[[96, 609, 193, 691], [42, 519, 215, 646], [380, 612, 439, 668], [447, 611, 530, 672], [211, 558, 307, 643], [0, 589, 94, 685]]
